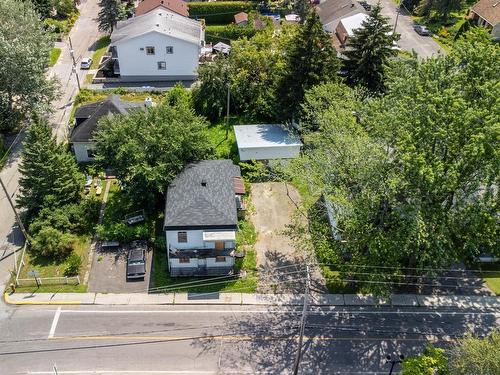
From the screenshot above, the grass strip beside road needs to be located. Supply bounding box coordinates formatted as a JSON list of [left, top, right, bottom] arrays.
[[90, 36, 110, 69], [479, 263, 500, 295], [49, 48, 62, 67]]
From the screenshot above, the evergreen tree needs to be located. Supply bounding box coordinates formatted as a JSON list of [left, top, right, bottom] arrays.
[[343, 4, 399, 92], [17, 118, 83, 220], [98, 0, 124, 34], [293, 0, 311, 23], [277, 11, 340, 121], [30, 0, 52, 19]]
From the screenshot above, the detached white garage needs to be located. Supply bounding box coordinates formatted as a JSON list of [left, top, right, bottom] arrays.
[[233, 124, 303, 161]]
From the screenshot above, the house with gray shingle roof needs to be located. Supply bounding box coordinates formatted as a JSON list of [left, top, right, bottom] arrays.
[[69, 95, 144, 162], [164, 160, 245, 276], [110, 8, 205, 82], [470, 0, 500, 39]]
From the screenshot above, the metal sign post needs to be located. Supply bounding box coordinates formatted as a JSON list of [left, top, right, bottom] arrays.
[[27, 270, 40, 287]]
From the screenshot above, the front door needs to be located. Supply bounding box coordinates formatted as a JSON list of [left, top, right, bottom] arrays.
[[215, 241, 224, 251]]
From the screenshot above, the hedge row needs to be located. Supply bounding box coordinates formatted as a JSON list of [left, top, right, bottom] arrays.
[[205, 24, 257, 43], [188, 2, 257, 24]]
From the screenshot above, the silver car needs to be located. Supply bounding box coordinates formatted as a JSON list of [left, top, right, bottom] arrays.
[[80, 57, 92, 69]]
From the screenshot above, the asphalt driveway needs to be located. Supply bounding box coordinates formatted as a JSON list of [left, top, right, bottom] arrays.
[[87, 243, 152, 293], [250, 182, 326, 293], [368, 0, 442, 58]]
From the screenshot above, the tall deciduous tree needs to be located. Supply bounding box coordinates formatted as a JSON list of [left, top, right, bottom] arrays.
[[97, 0, 124, 34], [293, 0, 311, 23], [95, 95, 212, 209], [277, 11, 340, 121], [416, 0, 463, 20], [0, 0, 58, 132], [18, 118, 83, 220], [288, 30, 499, 293], [343, 4, 399, 92], [30, 0, 52, 19], [449, 331, 500, 375]]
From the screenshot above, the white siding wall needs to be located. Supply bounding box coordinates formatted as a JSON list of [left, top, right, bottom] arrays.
[[115, 31, 200, 78], [207, 257, 234, 267], [72, 142, 95, 163], [170, 258, 199, 268], [166, 230, 235, 250], [238, 145, 301, 161]]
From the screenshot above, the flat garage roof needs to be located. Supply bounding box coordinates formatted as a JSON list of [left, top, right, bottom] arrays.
[[233, 124, 302, 149]]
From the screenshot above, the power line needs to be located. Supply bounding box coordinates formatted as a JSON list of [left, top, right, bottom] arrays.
[[319, 263, 500, 274]]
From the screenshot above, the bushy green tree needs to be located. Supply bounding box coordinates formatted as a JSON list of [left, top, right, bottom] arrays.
[[293, 0, 310, 23], [449, 331, 500, 375], [95, 98, 212, 209], [0, 0, 58, 132], [54, 0, 76, 18], [416, 0, 463, 20], [97, 0, 124, 34], [30, 0, 52, 19], [30, 227, 75, 259], [17, 118, 83, 220], [288, 30, 499, 292], [402, 346, 449, 375], [276, 11, 340, 121], [343, 4, 399, 92]]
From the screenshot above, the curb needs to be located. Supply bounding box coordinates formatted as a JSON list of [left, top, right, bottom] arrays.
[[4, 293, 82, 305]]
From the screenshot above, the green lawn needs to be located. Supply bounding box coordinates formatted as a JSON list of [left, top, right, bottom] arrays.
[[90, 36, 111, 69], [49, 48, 61, 67], [206, 122, 239, 162], [478, 263, 500, 295], [14, 235, 91, 293]]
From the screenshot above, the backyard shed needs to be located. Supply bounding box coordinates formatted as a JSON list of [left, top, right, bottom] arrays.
[[233, 124, 302, 161]]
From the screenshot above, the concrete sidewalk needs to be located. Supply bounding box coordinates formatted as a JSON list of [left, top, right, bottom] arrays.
[[4, 292, 500, 308]]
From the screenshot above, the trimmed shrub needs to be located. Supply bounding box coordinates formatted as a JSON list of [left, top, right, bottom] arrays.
[[205, 24, 257, 43], [64, 252, 82, 276], [188, 2, 256, 24]]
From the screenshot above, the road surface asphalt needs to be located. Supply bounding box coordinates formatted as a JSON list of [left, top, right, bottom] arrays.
[[1, 302, 498, 374]]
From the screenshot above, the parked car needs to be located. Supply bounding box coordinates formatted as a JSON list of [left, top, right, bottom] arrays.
[[126, 241, 146, 280], [80, 57, 92, 69], [358, 1, 371, 11], [414, 25, 431, 36]]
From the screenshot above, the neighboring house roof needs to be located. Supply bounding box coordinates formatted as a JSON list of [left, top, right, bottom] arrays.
[[340, 13, 369, 36], [164, 160, 242, 229], [70, 95, 143, 143], [135, 0, 189, 17], [316, 0, 365, 31], [234, 12, 249, 24], [111, 8, 202, 46], [233, 124, 303, 149], [471, 0, 500, 25]]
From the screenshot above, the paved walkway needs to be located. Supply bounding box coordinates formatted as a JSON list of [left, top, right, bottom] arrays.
[[5, 292, 500, 308]]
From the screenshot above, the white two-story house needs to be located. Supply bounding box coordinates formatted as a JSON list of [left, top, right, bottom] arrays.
[[110, 8, 205, 82], [164, 160, 245, 277]]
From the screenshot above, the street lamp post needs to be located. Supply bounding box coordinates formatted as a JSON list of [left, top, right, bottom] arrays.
[[386, 354, 405, 375]]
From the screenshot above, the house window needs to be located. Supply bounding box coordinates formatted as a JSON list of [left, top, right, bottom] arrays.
[[146, 46, 155, 55], [86, 149, 95, 158], [179, 256, 190, 263], [157, 61, 166, 70], [215, 256, 226, 263], [177, 231, 187, 243], [166, 46, 173, 54]]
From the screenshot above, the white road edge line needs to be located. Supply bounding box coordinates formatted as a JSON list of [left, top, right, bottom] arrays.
[[48, 306, 62, 339]]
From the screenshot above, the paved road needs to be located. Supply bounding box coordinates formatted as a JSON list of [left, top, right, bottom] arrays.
[[0, 0, 101, 289], [0, 303, 498, 374], [368, 0, 442, 58]]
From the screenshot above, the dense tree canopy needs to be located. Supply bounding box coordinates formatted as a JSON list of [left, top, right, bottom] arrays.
[[18, 117, 83, 221], [95, 92, 212, 210], [276, 10, 340, 120], [0, 0, 58, 132], [288, 30, 499, 292], [343, 4, 399, 92]]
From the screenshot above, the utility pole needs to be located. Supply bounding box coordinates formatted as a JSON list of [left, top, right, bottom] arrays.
[[225, 83, 230, 139], [292, 264, 310, 375], [0, 176, 29, 242], [393, 5, 401, 34], [386, 354, 405, 375]]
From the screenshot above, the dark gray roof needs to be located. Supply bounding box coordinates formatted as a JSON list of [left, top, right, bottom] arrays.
[[70, 95, 143, 143], [164, 160, 241, 229], [316, 0, 365, 31]]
